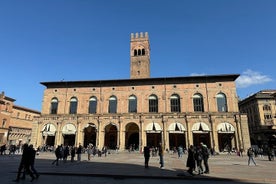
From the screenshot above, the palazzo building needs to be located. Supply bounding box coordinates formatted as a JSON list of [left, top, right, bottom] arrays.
[[0, 92, 40, 146], [30, 32, 251, 152], [239, 90, 276, 147]]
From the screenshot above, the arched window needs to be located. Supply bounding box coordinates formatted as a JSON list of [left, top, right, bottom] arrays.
[[170, 94, 181, 112], [50, 98, 58, 114], [193, 93, 204, 112], [134, 49, 137, 56], [108, 96, 117, 113], [142, 49, 145, 55], [89, 96, 97, 114], [216, 93, 228, 112], [69, 97, 78, 114], [138, 49, 141, 55], [263, 104, 271, 111], [149, 95, 158, 113], [2, 119, 6, 128], [128, 95, 137, 113]]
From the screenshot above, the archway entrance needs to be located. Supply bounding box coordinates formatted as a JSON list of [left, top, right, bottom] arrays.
[[41, 123, 56, 146], [168, 122, 186, 150], [125, 123, 139, 150], [84, 123, 97, 148], [145, 122, 162, 148], [217, 122, 236, 152], [104, 123, 118, 149], [192, 122, 211, 148], [62, 123, 76, 146]]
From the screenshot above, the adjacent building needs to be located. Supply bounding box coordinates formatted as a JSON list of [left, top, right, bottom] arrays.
[[0, 92, 41, 146], [239, 90, 276, 147], [30, 32, 251, 152]]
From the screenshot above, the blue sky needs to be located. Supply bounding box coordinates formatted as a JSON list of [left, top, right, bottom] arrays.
[[0, 0, 275, 111]]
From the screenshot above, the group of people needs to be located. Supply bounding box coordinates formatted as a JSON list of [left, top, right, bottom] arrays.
[[143, 142, 210, 174], [13, 144, 39, 182], [52, 144, 82, 165], [186, 143, 210, 176]]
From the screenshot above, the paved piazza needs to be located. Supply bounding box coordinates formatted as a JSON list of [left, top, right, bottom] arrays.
[[0, 151, 275, 184]]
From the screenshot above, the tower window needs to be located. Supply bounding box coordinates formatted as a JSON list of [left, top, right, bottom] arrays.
[[142, 49, 145, 55], [134, 49, 137, 56], [138, 49, 141, 55]]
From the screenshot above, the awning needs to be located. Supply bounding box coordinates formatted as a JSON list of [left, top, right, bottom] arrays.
[[42, 124, 56, 136], [168, 122, 186, 133], [217, 122, 235, 133], [192, 122, 210, 132], [145, 122, 162, 133], [62, 123, 76, 135]]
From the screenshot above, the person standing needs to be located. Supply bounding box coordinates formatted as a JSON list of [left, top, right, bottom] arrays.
[[194, 146, 203, 175], [201, 142, 210, 174], [247, 147, 257, 166], [158, 142, 164, 169], [186, 145, 195, 176], [143, 146, 150, 168], [70, 146, 75, 162], [76, 144, 82, 162]]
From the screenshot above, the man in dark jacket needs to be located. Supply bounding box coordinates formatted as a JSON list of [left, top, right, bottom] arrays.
[[143, 146, 150, 168], [13, 144, 35, 182]]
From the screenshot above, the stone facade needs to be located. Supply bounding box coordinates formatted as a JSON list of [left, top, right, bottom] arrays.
[[239, 90, 276, 147], [0, 92, 40, 146], [30, 32, 251, 152]]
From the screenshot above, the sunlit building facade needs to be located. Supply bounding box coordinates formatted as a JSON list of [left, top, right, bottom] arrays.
[[239, 90, 276, 147], [0, 92, 40, 146], [30, 32, 251, 152]]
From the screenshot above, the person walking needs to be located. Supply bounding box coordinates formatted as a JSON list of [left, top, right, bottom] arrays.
[[247, 147, 257, 166], [158, 142, 164, 169], [29, 145, 39, 179], [13, 143, 35, 182], [52, 145, 62, 166], [186, 145, 195, 176], [143, 146, 150, 168]]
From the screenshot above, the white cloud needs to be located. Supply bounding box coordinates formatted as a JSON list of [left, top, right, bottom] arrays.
[[190, 73, 206, 76], [236, 69, 273, 88]]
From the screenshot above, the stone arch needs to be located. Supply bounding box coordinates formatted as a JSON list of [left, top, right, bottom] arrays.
[[125, 122, 139, 150], [41, 123, 57, 146], [217, 122, 236, 152], [104, 122, 118, 149], [83, 123, 97, 147], [192, 122, 211, 147]]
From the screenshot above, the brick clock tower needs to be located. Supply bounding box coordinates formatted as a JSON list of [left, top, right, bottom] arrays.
[[130, 32, 150, 79]]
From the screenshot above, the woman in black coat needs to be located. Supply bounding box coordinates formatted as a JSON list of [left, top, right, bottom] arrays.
[[186, 145, 195, 176]]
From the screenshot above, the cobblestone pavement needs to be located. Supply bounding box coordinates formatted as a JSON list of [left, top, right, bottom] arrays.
[[1, 151, 275, 184]]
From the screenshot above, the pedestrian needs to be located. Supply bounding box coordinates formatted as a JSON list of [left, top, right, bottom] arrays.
[[143, 145, 150, 168], [13, 143, 35, 182], [102, 146, 107, 157], [28, 145, 39, 179], [201, 142, 210, 174], [194, 146, 203, 175], [158, 142, 164, 169], [63, 145, 69, 162], [177, 145, 184, 158], [52, 145, 62, 166], [70, 146, 75, 162], [76, 144, 82, 161], [247, 147, 257, 166], [87, 144, 92, 161], [186, 145, 195, 176]]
